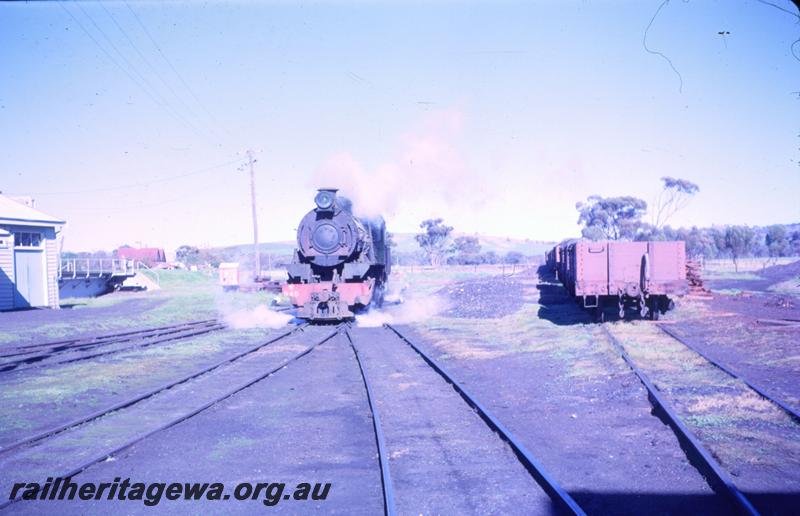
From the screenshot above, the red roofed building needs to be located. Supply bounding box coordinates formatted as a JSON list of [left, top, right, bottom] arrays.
[[116, 247, 166, 267]]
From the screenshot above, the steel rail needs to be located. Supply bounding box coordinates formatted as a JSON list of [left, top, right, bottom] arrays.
[[5, 319, 218, 352], [344, 329, 397, 516], [384, 324, 586, 516], [0, 320, 215, 359], [0, 320, 220, 363], [600, 325, 759, 516], [0, 323, 342, 510], [658, 324, 800, 424], [0, 323, 226, 373], [0, 324, 306, 456]]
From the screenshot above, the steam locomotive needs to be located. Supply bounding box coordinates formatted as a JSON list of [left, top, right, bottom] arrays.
[[281, 189, 391, 321]]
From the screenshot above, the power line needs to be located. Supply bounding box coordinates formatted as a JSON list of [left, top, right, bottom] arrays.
[[70, 1, 214, 142], [97, 2, 228, 144], [60, 1, 220, 146], [59, 2, 157, 105], [27, 156, 246, 196], [123, 1, 237, 146], [67, 195, 188, 213]]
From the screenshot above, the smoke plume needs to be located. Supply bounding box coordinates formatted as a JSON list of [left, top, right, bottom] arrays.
[[311, 109, 478, 219]]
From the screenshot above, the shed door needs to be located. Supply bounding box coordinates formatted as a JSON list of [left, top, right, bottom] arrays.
[[14, 249, 46, 308]]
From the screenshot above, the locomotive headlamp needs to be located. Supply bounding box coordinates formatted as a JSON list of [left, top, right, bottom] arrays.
[[314, 189, 337, 210]]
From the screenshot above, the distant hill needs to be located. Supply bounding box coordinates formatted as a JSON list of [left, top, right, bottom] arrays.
[[212, 233, 554, 262], [390, 232, 554, 257], [215, 241, 296, 261]]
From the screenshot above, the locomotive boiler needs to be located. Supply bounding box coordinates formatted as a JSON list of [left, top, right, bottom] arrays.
[[281, 189, 391, 321]]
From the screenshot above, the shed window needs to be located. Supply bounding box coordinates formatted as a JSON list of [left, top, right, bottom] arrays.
[[13, 232, 43, 248]]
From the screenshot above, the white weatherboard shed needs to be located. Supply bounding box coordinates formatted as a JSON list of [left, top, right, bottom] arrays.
[[0, 194, 65, 310]]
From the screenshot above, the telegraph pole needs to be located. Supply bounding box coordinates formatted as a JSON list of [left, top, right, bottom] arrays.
[[245, 149, 260, 281]]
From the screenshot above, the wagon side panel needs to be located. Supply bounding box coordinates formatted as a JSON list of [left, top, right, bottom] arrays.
[[574, 241, 609, 297], [647, 241, 688, 295]]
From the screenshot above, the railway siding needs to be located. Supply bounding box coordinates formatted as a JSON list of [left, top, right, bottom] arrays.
[[0, 327, 339, 507], [0, 326, 291, 449], [606, 321, 800, 513], [0, 320, 225, 373], [8, 332, 385, 515], [667, 316, 800, 412]]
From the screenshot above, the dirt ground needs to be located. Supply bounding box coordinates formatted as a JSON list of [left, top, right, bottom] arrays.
[[1, 263, 798, 514], [682, 260, 800, 407], [408, 269, 726, 515], [410, 262, 800, 514]]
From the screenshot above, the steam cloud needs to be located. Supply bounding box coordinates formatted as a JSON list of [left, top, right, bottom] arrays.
[[311, 109, 480, 219], [356, 294, 449, 328], [223, 305, 293, 329]]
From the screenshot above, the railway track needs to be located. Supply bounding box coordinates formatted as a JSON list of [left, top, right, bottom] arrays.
[[347, 324, 586, 516], [0, 319, 225, 373], [600, 324, 790, 516], [344, 329, 397, 516], [0, 323, 303, 455], [657, 324, 800, 423], [0, 323, 344, 510], [1, 319, 217, 354]]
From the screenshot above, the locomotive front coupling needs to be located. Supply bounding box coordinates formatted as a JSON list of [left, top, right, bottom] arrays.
[[302, 289, 354, 320]]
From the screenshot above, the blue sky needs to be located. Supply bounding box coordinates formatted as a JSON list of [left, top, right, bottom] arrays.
[[1, 0, 798, 252]]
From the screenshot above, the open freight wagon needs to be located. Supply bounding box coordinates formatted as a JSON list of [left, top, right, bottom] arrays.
[[556, 240, 688, 321]]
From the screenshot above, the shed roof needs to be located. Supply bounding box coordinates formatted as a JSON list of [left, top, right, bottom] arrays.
[[117, 247, 166, 262], [0, 194, 65, 227]]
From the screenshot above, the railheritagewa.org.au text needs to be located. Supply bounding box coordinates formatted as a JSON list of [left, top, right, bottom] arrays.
[[9, 477, 331, 507]]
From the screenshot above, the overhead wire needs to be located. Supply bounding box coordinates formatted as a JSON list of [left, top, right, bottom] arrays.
[[29, 156, 246, 196], [67, 195, 190, 213], [123, 0, 237, 147], [58, 2, 161, 107], [51, 161, 249, 213], [97, 2, 229, 144], [69, 1, 218, 145]]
